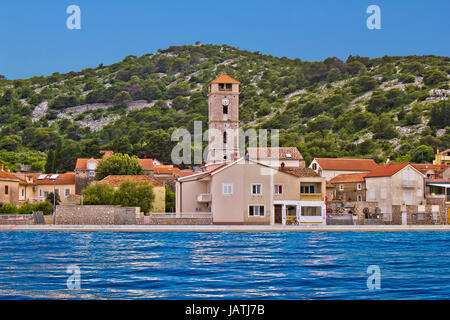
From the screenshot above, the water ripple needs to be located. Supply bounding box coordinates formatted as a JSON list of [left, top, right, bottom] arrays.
[[0, 231, 449, 299]]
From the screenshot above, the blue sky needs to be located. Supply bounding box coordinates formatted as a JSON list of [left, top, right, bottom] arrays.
[[1, 0, 449, 79]]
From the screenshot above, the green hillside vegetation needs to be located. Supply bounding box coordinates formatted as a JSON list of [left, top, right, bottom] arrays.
[[0, 44, 449, 171]]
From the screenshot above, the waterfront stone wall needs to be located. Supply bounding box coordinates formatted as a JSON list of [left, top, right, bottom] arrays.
[[136, 216, 212, 225], [55, 205, 140, 225]]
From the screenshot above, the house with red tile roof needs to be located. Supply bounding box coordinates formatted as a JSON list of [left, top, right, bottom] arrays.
[[0, 164, 20, 206], [12, 172, 76, 204], [176, 158, 327, 225], [74, 151, 162, 195], [411, 163, 448, 179], [364, 163, 425, 222], [329, 173, 367, 202], [309, 158, 379, 181]]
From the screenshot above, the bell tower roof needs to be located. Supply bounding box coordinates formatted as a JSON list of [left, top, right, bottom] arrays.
[[209, 73, 240, 84]]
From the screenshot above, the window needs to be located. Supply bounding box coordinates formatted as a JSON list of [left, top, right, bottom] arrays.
[[251, 184, 262, 195], [44, 191, 49, 198], [65, 188, 70, 197], [357, 195, 362, 202], [403, 190, 413, 205], [88, 171, 95, 177], [223, 105, 228, 115], [55, 188, 60, 196], [357, 183, 362, 191], [39, 189, 43, 197], [21, 189, 25, 197], [222, 183, 233, 195], [274, 185, 283, 195], [368, 189, 375, 200], [249, 205, 265, 217], [312, 163, 317, 170], [219, 83, 232, 91], [380, 189, 387, 199], [4, 186, 8, 195], [223, 131, 227, 143], [301, 207, 321, 216], [339, 184, 344, 191], [301, 185, 315, 193]]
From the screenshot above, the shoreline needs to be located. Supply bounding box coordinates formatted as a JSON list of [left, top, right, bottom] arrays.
[[1, 224, 450, 232]]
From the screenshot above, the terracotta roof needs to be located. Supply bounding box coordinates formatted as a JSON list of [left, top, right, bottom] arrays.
[[248, 147, 303, 161], [179, 160, 241, 182], [425, 178, 450, 183], [75, 158, 155, 170], [314, 158, 378, 171], [364, 163, 410, 178], [153, 166, 197, 178], [0, 170, 20, 181], [281, 167, 319, 177], [209, 73, 240, 84], [411, 163, 448, 174], [138, 159, 155, 170], [26, 172, 76, 185], [99, 175, 163, 187], [330, 173, 367, 184]]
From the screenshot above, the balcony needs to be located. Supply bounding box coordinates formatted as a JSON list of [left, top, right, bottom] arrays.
[[402, 180, 416, 188], [300, 193, 323, 201], [197, 193, 212, 203]]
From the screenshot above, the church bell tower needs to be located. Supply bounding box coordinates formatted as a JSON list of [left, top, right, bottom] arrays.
[[206, 74, 240, 164]]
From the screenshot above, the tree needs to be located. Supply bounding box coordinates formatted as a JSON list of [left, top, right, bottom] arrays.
[[95, 153, 144, 180], [113, 91, 132, 108], [429, 101, 449, 128], [113, 181, 155, 213], [345, 61, 366, 75], [423, 69, 447, 86], [165, 185, 175, 212], [138, 129, 174, 164], [353, 75, 377, 93], [372, 114, 398, 140], [411, 145, 434, 163], [82, 183, 116, 205], [45, 150, 55, 173], [0, 135, 22, 151]]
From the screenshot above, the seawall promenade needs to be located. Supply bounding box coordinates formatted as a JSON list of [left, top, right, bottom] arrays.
[[1, 224, 450, 232]]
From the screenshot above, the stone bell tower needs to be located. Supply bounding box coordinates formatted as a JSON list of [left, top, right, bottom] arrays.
[[206, 74, 240, 164]]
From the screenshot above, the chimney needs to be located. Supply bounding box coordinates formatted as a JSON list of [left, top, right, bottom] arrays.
[[280, 162, 285, 172], [0, 164, 3, 171]]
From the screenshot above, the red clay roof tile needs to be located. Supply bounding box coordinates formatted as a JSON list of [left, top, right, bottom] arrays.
[[315, 158, 378, 171]]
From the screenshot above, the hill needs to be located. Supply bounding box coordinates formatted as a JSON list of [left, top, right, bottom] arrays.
[[0, 44, 449, 172]]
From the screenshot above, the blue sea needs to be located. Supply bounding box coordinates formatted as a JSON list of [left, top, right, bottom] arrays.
[[0, 231, 449, 299]]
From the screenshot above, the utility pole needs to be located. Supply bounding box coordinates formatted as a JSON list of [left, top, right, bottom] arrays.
[[51, 171, 58, 224]]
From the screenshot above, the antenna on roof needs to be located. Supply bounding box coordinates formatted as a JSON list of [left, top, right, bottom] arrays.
[[386, 158, 390, 164]]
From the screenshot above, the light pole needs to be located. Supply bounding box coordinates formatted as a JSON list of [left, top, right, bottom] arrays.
[[51, 171, 58, 224]]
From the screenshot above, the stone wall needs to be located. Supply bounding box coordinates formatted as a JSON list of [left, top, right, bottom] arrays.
[[55, 205, 140, 225], [136, 215, 212, 225]]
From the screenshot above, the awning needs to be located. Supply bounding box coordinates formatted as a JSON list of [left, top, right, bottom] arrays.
[[427, 183, 450, 188]]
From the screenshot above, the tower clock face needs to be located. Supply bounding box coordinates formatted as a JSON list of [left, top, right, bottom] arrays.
[[222, 98, 230, 106]]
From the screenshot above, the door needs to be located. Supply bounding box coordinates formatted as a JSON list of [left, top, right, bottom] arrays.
[[274, 205, 282, 224], [402, 212, 407, 225]]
